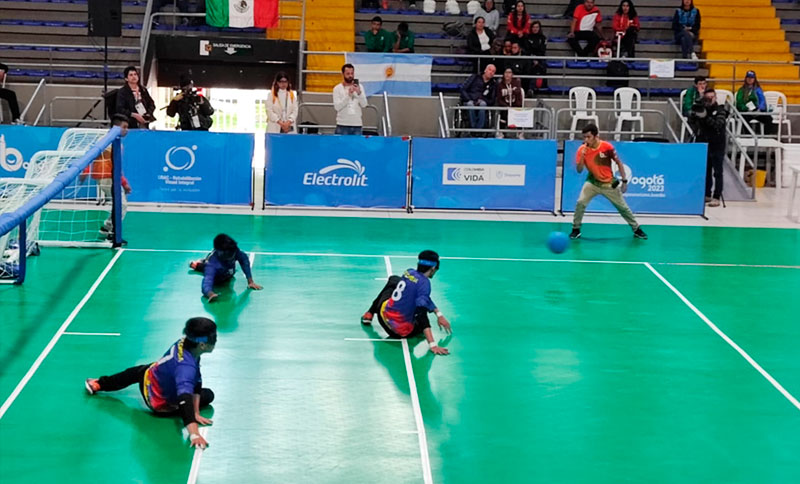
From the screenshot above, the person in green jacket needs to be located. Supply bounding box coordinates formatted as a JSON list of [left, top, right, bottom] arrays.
[[735, 70, 772, 132], [393, 22, 415, 53], [364, 16, 394, 52], [682, 76, 706, 115]]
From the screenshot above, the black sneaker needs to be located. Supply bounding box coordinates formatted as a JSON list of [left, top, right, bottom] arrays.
[[633, 228, 648, 240], [569, 228, 581, 239]]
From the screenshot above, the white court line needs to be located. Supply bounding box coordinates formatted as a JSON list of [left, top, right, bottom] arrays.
[[644, 262, 800, 412], [186, 427, 209, 484], [249, 252, 256, 266], [121, 248, 800, 270], [383, 256, 434, 484], [63, 332, 120, 336], [344, 337, 401, 342], [0, 249, 125, 420]]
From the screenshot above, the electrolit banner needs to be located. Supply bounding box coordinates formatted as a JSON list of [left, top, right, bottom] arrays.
[[265, 134, 408, 208], [561, 140, 707, 215], [121, 130, 254, 205], [411, 138, 557, 211], [0, 126, 68, 177]]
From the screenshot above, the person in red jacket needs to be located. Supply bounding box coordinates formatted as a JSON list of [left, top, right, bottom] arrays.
[[568, 0, 603, 57], [612, 0, 640, 58], [506, 1, 531, 41]]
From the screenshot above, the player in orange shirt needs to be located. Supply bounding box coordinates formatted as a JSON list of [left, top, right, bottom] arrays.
[[570, 124, 647, 240]]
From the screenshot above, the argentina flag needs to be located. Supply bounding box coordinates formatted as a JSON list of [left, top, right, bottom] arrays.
[[345, 53, 432, 97]]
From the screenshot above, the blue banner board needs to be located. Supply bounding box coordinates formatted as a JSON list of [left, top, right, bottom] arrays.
[[265, 134, 409, 208], [0, 126, 68, 177], [561, 141, 707, 216], [410, 138, 557, 211], [122, 130, 254, 205]]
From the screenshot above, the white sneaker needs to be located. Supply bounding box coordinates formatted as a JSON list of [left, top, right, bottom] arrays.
[[495, 132, 504, 139], [691, 52, 698, 60]]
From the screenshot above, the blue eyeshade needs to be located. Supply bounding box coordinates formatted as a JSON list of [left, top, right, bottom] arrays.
[[418, 259, 438, 267]]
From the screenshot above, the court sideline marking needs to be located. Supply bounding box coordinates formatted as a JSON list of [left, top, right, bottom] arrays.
[[186, 427, 209, 484], [0, 249, 125, 420], [122, 248, 800, 270], [644, 262, 800, 412], [63, 332, 121, 336], [384, 256, 435, 484]]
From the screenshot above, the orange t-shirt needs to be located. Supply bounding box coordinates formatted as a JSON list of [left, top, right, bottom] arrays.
[[577, 140, 615, 184]]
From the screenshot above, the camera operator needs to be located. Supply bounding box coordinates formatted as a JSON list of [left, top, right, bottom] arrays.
[[167, 75, 214, 131], [689, 87, 728, 207]]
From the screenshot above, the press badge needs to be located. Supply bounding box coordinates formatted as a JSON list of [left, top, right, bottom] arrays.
[[191, 115, 201, 128], [135, 102, 147, 115]]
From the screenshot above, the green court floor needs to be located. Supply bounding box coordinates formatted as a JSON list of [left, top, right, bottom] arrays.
[[1, 213, 798, 483]]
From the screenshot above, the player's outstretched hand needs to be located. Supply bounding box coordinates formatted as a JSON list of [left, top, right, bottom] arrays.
[[431, 345, 450, 355], [195, 414, 213, 426], [247, 280, 263, 290], [189, 434, 208, 449], [206, 292, 219, 302], [437, 315, 452, 334]]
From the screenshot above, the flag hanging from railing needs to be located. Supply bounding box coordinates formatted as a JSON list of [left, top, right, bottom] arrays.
[[205, 0, 279, 28], [345, 53, 432, 97]]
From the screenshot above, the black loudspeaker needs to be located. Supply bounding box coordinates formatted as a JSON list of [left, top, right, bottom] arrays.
[[88, 0, 122, 37]]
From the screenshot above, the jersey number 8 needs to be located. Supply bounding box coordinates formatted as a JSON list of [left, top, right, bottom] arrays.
[[391, 280, 407, 301]]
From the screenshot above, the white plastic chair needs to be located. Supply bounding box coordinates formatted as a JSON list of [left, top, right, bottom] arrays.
[[715, 88, 734, 107], [764, 90, 792, 143], [613, 87, 644, 141], [568, 87, 599, 140]]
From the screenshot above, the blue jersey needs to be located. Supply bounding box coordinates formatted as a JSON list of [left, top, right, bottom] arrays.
[[143, 339, 201, 412], [201, 249, 253, 296], [380, 269, 437, 337]]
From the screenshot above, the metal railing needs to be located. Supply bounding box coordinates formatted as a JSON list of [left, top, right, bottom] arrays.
[[383, 91, 393, 136], [49, 96, 107, 126], [296, 102, 385, 135], [19, 79, 46, 123], [553, 106, 668, 140], [666, 97, 694, 143], [439, 93, 555, 138]]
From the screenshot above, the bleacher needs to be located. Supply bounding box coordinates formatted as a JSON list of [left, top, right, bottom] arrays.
[[354, 0, 705, 96], [775, 0, 800, 60]]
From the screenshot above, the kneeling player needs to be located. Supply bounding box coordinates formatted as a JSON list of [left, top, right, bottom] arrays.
[[361, 250, 452, 355], [190, 233, 263, 301], [85, 317, 218, 449]]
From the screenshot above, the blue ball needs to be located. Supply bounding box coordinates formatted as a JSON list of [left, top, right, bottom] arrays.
[[547, 231, 570, 254]]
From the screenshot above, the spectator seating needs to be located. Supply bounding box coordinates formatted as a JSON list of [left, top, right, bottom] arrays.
[[613, 87, 645, 140], [568, 86, 599, 139]]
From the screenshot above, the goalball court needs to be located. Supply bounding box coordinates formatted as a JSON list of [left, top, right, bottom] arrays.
[[1, 213, 799, 483]]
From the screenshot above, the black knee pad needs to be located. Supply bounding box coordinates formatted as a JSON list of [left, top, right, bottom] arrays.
[[200, 388, 215, 406], [388, 275, 402, 285]]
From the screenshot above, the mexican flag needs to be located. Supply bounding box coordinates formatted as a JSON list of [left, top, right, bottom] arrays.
[[205, 0, 279, 29]]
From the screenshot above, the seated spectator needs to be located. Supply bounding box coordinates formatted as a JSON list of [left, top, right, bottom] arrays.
[[467, 17, 496, 71], [116, 66, 156, 129], [490, 37, 508, 70], [459, 64, 497, 134], [496, 67, 524, 138], [475, 0, 500, 33], [596, 40, 613, 60], [365, 16, 394, 53], [502, 38, 513, 56], [672, 0, 700, 60], [735, 70, 773, 131], [393, 22, 415, 53], [504, 41, 531, 91], [613, 0, 640, 58], [0, 63, 22, 124], [507, 2, 532, 42], [682, 76, 707, 115], [568, 0, 603, 58], [525, 20, 547, 57]]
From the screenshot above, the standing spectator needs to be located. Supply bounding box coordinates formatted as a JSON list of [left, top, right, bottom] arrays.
[[0, 63, 22, 124], [365, 16, 394, 53], [505, 41, 531, 91], [393, 22, 415, 53], [507, 2, 532, 42], [166, 75, 215, 131], [333, 64, 368, 135], [526, 21, 548, 94], [467, 17, 496, 71], [613, 0, 640, 58], [682, 76, 706, 115], [475, 0, 500, 33], [672, 0, 700, 60], [116, 66, 155, 129], [735, 70, 772, 131], [688, 88, 728, 207], [568, 0, 603, 58], [266, 71, 298, 134], [496, 67, 524, 138], [459, 64, 497, 133]]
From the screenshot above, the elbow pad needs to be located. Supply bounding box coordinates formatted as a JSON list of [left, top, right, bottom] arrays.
[[177, 393, 196, 427]]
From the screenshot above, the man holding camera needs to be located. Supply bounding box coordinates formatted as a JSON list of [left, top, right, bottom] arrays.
[[689, 87, 728, 207], [167, 75, 215, 131]]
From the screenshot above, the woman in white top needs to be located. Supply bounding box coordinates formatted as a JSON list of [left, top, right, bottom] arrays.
[[266, 71, 298, 134], [474, 0, 500, 33], [467, 17, 496, 71]]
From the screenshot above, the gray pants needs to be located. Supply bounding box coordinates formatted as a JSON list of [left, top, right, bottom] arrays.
[[572, 181, 639, 230]]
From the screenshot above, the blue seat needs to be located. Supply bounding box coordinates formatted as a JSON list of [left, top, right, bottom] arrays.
[[566, 61, 589, 69], [433, 57, 457, 66], [675, 62, 698, 71], [595, 87, 615, 95], [65, 22, 87, 27], [43, 21, 66, 27], [549, 37, 567, 43], [588, 61, 606, 69], [417, 33, 446, 39], [21, 21, 45, 26], [629, 62, 649, 71], [546, 60, 563, 69], [51, 71, 73, 78], [11, 45, 33, 50], [73, 71, 98, 79]]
